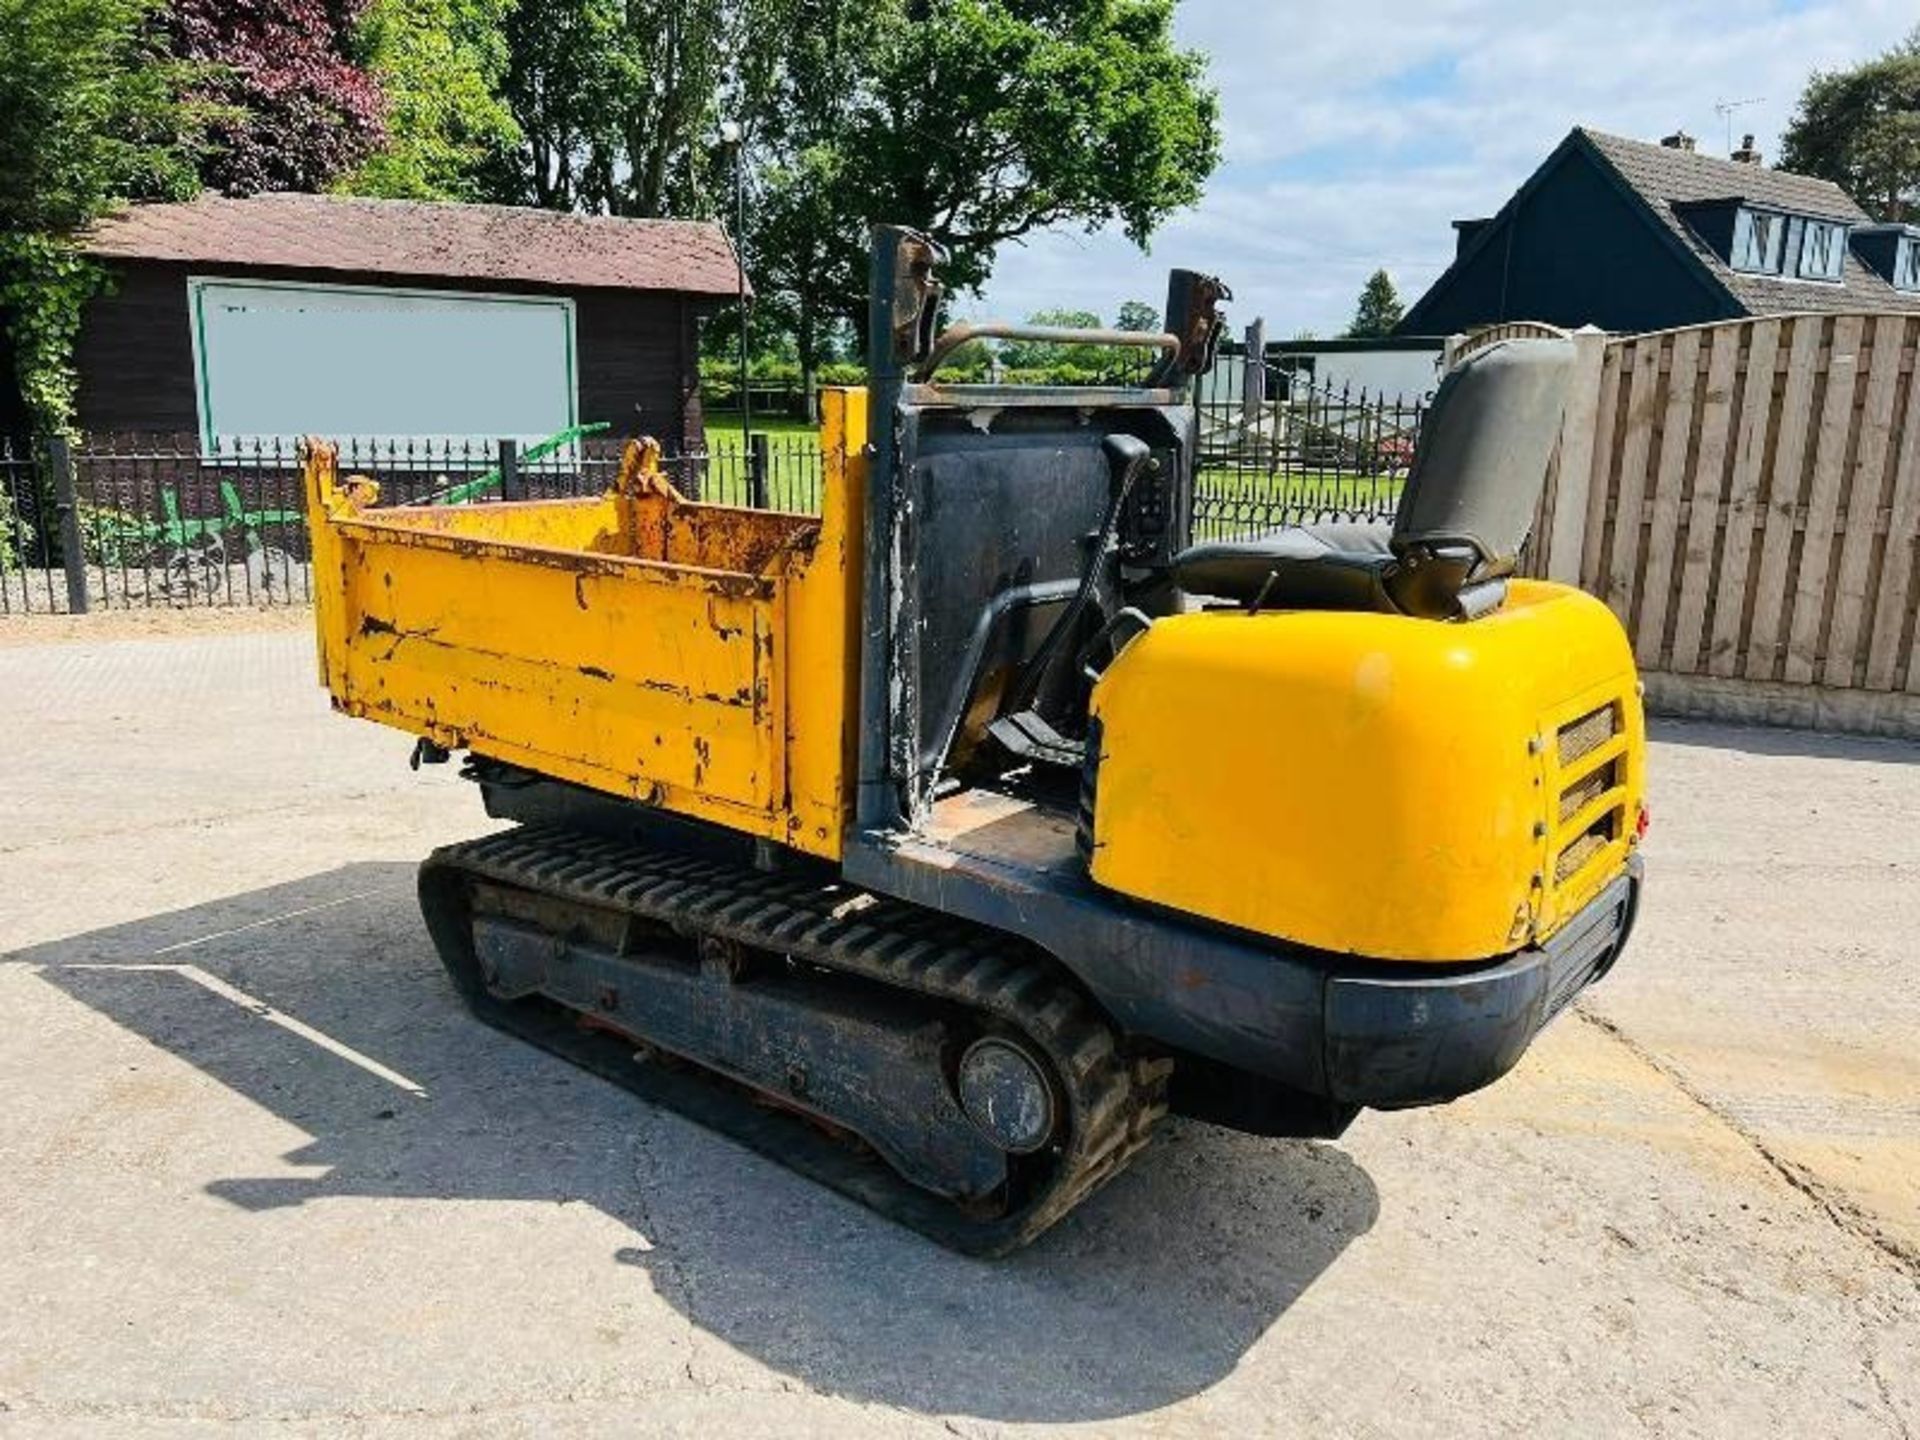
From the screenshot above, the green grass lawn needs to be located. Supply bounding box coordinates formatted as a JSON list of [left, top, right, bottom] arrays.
[[701, 413, 822, 454], [691, 413, 824, 509]]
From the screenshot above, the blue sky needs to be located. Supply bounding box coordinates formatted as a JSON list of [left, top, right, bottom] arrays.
[[973, 0, 1917, 338]]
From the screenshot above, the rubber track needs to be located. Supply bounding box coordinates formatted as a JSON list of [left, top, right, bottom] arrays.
[[417, 824, 1168, 1255]]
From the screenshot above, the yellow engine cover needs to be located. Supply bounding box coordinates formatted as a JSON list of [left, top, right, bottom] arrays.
[[1085, 580, 1645, 962]]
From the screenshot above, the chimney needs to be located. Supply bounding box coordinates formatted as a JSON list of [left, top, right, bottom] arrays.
[[1661, 130, 1696, 152], [1732, 134, 1762, 166]]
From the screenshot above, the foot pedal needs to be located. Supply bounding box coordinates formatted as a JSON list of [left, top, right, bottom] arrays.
[[988, 710, 1083, 768]]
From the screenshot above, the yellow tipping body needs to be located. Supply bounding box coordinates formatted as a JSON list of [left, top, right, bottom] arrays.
[[1085, 580, 1645, 962], [308, 388, 1640, 963], [304, 389, 868, 858]]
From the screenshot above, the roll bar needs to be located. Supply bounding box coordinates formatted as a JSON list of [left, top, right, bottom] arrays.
[[914, 322, 1181, 382]]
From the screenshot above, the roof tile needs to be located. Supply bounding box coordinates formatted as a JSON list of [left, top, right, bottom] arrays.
[[1579, 128, 1920, 316], [81, 192, 746, 298]]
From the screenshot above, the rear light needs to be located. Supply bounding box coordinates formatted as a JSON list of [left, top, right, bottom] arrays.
[[1634, 804, 1650, 842]]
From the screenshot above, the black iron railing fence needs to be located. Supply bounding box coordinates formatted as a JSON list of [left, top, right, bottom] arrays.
[[1, 361, 1424, 614], [0, 430, 829, 614], [1189, 344, 1426, 541], [0, 436, 64, 615]]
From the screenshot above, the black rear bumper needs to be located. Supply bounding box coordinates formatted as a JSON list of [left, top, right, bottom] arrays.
[[846, 818, 1643, 1116], [1321, 862, 1641, 1107]]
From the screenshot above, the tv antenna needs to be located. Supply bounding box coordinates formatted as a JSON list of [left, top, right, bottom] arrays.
[[1714, 97, 1765, 156]]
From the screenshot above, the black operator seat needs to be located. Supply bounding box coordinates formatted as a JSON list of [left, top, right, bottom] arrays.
[[1172, 335, 1577, 620]]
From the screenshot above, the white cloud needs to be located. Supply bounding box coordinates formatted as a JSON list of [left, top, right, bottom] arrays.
[[973, 0, 1916, 336]]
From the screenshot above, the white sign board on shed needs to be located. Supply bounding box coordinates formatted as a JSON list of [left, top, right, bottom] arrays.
[[188, 277, 578, 449]]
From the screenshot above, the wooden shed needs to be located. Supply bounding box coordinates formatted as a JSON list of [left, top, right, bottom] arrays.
[[65, 192, 745, 451]]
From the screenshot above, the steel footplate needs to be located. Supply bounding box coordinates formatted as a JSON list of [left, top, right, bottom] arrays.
[[416, 824, 1168, 1255]]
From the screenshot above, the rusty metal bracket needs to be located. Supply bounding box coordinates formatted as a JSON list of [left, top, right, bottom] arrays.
[[1147, 270, 1233, 385], [888, 230, 946, 368], [303, 436, 381, 516], [614, 437, 683, 502]]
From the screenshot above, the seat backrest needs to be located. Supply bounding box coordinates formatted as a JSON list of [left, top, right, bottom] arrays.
[[1390, 335, 1576, 577]]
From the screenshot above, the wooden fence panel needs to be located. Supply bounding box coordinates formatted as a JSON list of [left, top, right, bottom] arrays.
[[1602, 336, 1665, 628], [1554, 310, 1920, 705], [1867, 341, 1920, 690], [1669, 321, 1741, 672], [1448, 309, 1920, 713], [1785, 314, 1866, 684], [1635, 329, 1702, 667], [1821, 314, 1910, 688], [1580, 343, 1627, 586], [1743, 317, 1825, 682], [1706, 319, 1782, 677], [1523, 448, 1558, 579]]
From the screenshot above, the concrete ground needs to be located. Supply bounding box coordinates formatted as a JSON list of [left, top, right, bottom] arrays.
[[1, 617, 1916, 1438]]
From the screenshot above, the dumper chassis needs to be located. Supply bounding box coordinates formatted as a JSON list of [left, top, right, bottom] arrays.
[[305, 227, 1646, 1254]]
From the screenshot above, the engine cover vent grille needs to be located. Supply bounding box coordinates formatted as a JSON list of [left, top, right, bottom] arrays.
[[1559, 762, 1618, 822], [1558, 703, 1618, 767], [1555, 823, 1615, 886]]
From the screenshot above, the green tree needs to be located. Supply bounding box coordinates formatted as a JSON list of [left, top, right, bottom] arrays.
[[493, 0, 637, 210], [1346, 269, 1403, 338], [615, 0, 736, 218], [482, 1, 1215, 392], [492, 0, 767, 218], [748, 146, 849, 396], [742, 0, 876, 399], [749, 0, 1219, 382], [0, 0, 206, 430], [999, 307, 1130, 373], [1116, 299, 1161, 332], [0, 0, 202, 233], [342, 0, 521, 200], [1781, 29, 1920, 221]]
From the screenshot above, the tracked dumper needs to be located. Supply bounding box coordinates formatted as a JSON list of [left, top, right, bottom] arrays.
[[304, 228, 1647, 1254]]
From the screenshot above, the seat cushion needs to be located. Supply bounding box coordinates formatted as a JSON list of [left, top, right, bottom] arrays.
[[1172, 520, 1396, 610]]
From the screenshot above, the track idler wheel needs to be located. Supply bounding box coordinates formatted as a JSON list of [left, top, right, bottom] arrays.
[[957, 1034, 1061, 1155]]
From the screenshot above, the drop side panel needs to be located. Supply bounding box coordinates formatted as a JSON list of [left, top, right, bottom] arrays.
[[303, 389, 867, 857]]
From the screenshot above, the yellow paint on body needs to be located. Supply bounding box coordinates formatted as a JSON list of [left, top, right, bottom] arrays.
[[304, 389, 868, 858], [1086, 580, 1646, 962], [308, 392, 1643, 966]]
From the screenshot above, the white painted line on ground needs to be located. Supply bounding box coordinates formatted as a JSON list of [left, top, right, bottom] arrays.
[[151, 887, 400, 955], [58, 961, 429, 1097]]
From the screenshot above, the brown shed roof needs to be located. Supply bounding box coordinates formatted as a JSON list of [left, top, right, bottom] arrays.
[[81, 192, 746, 298]]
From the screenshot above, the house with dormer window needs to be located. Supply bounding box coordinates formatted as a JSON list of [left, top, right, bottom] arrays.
[[1398, 127, 1920, 336]]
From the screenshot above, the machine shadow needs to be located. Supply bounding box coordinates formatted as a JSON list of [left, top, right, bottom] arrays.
[[11, 865, 1379, 1423]]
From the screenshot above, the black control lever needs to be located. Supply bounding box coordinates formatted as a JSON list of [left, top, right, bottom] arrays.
[[1003, 433, 1155, 722]]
